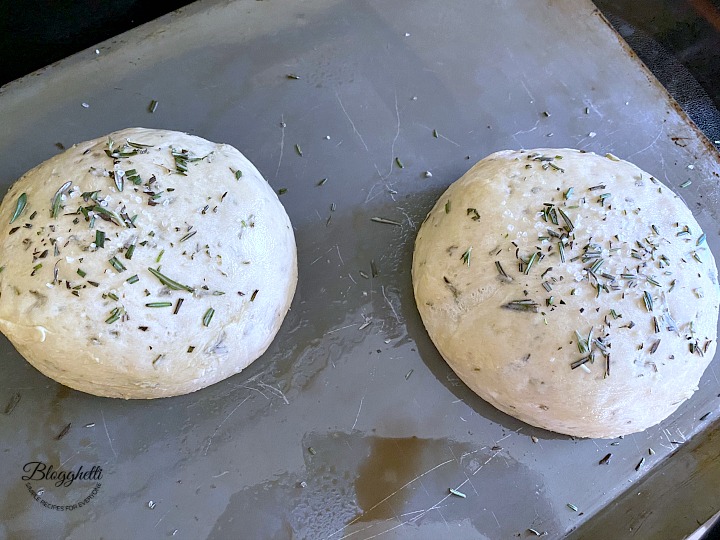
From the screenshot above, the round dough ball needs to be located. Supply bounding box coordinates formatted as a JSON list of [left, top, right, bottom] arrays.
[[413, 149, 719, 438], [0, 128, 297, 399]]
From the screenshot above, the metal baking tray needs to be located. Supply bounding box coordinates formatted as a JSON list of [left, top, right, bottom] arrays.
[[1, 1, 719, 538]]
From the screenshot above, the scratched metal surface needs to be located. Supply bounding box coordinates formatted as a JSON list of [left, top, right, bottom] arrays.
[[0, 1, 719, 539]]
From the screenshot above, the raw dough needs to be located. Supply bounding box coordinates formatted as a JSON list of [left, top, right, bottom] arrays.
[[412, 149, 719, 438], [0, 128, 297, 399]]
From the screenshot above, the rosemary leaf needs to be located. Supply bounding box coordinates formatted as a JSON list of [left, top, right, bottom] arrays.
[[147, 267, 194, 292], [10, 193, 27, 224], [203, 307, 215, 327], [370, 217, 401, 226]]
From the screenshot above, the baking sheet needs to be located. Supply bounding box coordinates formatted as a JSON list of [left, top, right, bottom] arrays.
[[1, 1, 720, 538]]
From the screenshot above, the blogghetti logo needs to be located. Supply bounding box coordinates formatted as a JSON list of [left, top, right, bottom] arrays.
[[22, 461, 103, 511]]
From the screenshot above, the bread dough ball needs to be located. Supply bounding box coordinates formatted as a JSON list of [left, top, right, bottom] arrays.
[[0, 128, 297, 399], [412, 149, 719, 438]]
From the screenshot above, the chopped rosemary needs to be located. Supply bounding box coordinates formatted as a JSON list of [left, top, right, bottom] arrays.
[[557, 208, 574, 231], [649, 339, 661, 354], [234, 169, 243, 180], [697, 233, 706, 246], [126, 140, 154, 149], [126, 274, 139, 284], [174, 298, 184, 314], [250, 289, 259, 301], [575, 330, 589, 354], [51, 181, 72, 218], [461, 247, 472, 266], [108, 257, 126, 272], [148, 99, 159, 113], [466, 208, 480, 221], [643, 291, 653, 312], [105, 307, 124, 324], [179, 230, 197, 242], [448, 488, 466, 498], [125, 169, 142, 185], [317, 177, 328, 186], [10, 193, 27, 224], [147, 267, 194, 292], [125, 243, 136, 259], [445, 200, 451, 214], [524, 252, 539, 275], [146, 302, 172, 308], [395, 157, 404, 169], [77, 268, 87, 278], [502, 300, 539, 313], [567, 503, 578, 512], [433, 129, 439, 138], [156, 249, 165, 263], [90, 205, 125, 227], [495, 261, 511, 280], [370, 217, 401, 226], [371, 259, 379, 278], [95, 230, 105, 248], [679, 180, 692, 188], [295, 144, 303, 156], [202, 307, 215, 327], [589, 258, 604, 274], [599, 453, 612, 465], [571, 354, 593, 369], [635, 457, 645, 471], [278, 188, 288, 195], [564, 187, 574, 200]]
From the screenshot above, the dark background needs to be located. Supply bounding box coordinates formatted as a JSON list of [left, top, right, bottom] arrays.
[[0, 0, 718, 146]]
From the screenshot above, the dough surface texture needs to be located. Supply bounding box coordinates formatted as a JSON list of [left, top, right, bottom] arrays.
[[0, 128, 297, 399], [412, 149, 719, 438]]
